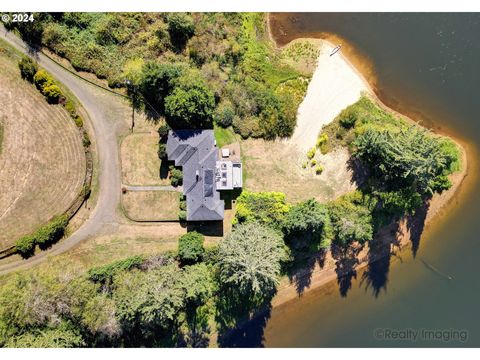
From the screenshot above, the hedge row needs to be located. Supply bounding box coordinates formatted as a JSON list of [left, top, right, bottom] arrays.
[[15, 215, 69, 257]]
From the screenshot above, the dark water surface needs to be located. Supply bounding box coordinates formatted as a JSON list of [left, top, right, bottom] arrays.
[[260, 13, 480, 347]]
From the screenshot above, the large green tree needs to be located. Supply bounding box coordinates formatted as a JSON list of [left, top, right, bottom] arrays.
[[354, 126, 460, 195], [282, 198, 331, 249], [164, 74, 215, 128], [218, 223, 288, 297]]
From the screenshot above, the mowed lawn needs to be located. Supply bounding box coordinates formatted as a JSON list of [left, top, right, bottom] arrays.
[[122, 190, 180, 221], [121, 132, 170, 186], [0, 45, 86, 249]]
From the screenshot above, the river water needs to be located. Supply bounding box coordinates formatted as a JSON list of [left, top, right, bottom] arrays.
[[261, 13, 480, 347]]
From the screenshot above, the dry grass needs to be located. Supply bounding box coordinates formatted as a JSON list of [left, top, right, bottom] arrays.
[[0, 53, 86, 249], [121, 131, 171, 186], [241, 138, 357, 204], [122, 190, 180, 221]]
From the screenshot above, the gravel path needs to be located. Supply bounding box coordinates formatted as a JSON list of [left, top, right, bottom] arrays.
[[0, 27, 123, 275]]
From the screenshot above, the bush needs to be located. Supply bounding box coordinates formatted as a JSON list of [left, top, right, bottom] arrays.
[[234, 191, 290, 230], [33, 70, 52, 90], [315, 165, 324, 175], [63, 99, 77, 117], [35, 215, 68, 247], [157, 123, 170, 142], [88, 255, 144, 284], [178, 210, 187, 222], [339, 107, 357, 129], [179, 194, 187, 211], [18, 56, 38, 82], [232, 116, 262, 139], [166, 13, 195, 49], [178, 232, 205, 264], [169, 166, 183, 187], [311, 159, 317, 167], [307, 147, 316, 159], [15, 236, 36, 257], [213, 100, 235, 128], [157, 142, 167, 159], [42, 83, 63, 104]]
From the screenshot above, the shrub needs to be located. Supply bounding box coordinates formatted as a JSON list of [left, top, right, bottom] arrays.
[[88, 255, 144, 284], [178, 232, 205, 264], [63, 99, 77, 117], [232, 116, 262, 139], [179, 194, 187, 211], [42, 83, 63, 104], [311, 159, 317, 167], [74, 116, 84, 128], [339, 107, 357, 129], [157, 142, 167, 159], [316, 133, 329, 154], [35, 215, 68, 247], [33, 70, 52, 90], [166, 13, 195, 49], [315, 165, 324, 175], [15, 236, 36, 257], [178, 210, 187, 222], [18, 56, 38, 82], [169, 166, 183, 187], [307, 147, 316, 159], [234, 191, 290, 230], [213, 100, 235, 128], [157, 123, 170, 142]]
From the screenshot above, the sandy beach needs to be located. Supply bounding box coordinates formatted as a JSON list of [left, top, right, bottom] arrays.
[[289, 41, 371, 152], [270, 36, 470, 309]]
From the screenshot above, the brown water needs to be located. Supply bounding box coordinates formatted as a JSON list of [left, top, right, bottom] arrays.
[[259, 13, 480, 347]]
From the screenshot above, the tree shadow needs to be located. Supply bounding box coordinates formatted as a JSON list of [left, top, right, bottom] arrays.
[[159, 159, 170, 180], [347, 157, 370, 188], [285, 249, 327, 296], [215, 286, 273, 348], [360, 222, 400, 297], [331, 244, 362, 297], [405, 200, 430, 258]]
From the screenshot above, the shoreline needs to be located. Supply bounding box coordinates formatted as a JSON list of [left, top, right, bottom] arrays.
[[267, 14, 472, 309]]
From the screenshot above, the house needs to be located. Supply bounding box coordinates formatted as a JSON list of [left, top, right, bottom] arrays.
[[166, 129, 242, 221]]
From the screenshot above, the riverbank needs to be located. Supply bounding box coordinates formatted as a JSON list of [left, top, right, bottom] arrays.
[[267, 15, 470, 309]]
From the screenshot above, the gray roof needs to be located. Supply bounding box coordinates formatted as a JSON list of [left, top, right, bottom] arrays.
[[167, 130, 224, 221]]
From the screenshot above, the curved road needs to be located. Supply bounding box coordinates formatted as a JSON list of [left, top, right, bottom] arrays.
[[0, 27, 122, 274]]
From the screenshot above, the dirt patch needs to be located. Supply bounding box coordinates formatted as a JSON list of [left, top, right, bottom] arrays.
[[122, 190, 180, 221], [241, 138, 356, 203], [121, 131, 171, 186], [0, 53, 85, 249]]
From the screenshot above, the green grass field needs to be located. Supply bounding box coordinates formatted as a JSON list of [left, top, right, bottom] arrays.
[[214, 125, 237, 148]]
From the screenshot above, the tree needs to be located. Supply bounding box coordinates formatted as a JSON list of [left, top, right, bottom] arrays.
[[178, 232, 205, 264], [282, 199, 331, 249], [233, 191, 290, 230], [166, 13, 195, 50], [164, 77, 215, 128], [18, 56, 38, 82], [218, 223, 288, 297], [139, 61, 184, 113], [6, 323, 85, 348], [354, 126, 459, 195], [328, 194, 374, 247], [213, 100, 235, 128], [113, 265, 185, 334]]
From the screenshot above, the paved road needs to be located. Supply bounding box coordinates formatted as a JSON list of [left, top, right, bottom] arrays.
[[0, 27, 122, 275]]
